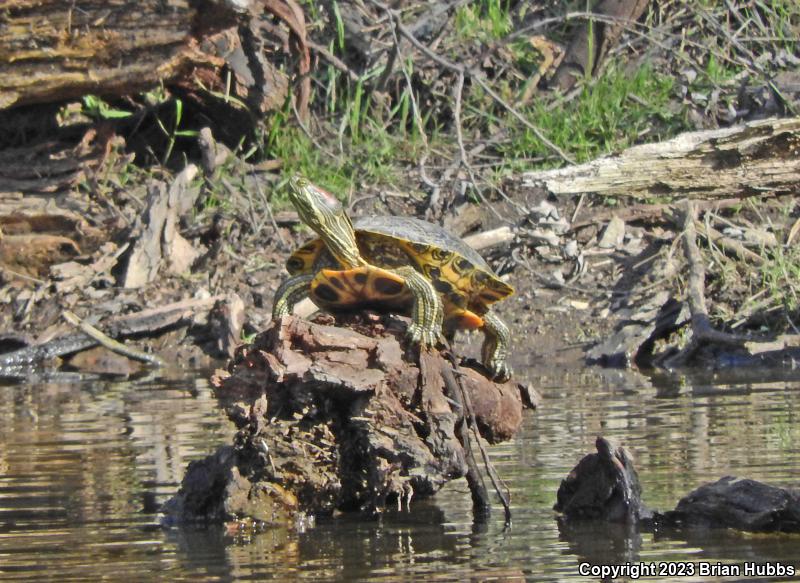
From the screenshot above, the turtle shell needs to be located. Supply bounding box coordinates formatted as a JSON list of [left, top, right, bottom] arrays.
[[285, 215, 513, 313]]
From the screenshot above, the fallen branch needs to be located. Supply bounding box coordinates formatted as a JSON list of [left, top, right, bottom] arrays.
[[0, 296, 223, 369], [681, 201, 748, 346], [522, 117, 800, 200], [696, 222, 766, 266], [663, 201, 750, 367], [62, 311, 166, 367]]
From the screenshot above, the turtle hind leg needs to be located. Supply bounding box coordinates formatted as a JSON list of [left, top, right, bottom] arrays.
[[480, 309, 512, 381], [272, 273, 315, 318]]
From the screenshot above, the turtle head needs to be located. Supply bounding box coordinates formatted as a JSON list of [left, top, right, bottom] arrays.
[[288, 176, 363, 268]]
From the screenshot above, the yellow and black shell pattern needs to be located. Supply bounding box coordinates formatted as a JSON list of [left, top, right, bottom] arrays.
[[284, 216, 514, 314]]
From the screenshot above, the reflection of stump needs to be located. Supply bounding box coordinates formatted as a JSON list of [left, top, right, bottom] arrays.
[[164, 314, 526, 524]]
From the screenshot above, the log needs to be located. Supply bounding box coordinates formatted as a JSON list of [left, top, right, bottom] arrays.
[[0, 0, 293, 114], [660, 476, 800, 533], [522, 117, 800, 200], [164, 313, 527, 524], [0, 0, 228, 109]]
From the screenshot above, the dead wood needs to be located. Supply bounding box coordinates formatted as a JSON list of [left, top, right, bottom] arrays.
[[0, 0, 314, 121], [165, 313, 528, 524], [207, 293, 246, 358], [551, 0, 650, 92], [522, 117, 800, 200], [62, 310, 166, 366], [103, 295, 224, 336], [121, 165, 202, 288], [661, 201, 751, 368], [0, 1, 230, 109], [696, 222, 766, 266], [0, 295, 223, 370]]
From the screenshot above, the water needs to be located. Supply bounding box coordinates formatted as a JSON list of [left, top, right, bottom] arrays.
[[1, 365, 799, 581]]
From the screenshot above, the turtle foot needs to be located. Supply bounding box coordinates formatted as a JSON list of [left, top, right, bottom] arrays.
[[487, 359, 513, 383], [406, 323, 440, 349]]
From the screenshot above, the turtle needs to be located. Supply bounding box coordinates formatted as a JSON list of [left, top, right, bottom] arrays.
[[272, 176, 514, 380]]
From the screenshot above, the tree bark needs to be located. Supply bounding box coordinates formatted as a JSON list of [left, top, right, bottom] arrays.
[[0, 0, 242, 109]]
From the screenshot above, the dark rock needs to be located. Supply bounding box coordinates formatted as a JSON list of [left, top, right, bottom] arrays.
[[658, 476, 800, 533]]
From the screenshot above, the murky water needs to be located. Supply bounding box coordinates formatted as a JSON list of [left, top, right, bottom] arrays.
[[1, 363, 799, 581]]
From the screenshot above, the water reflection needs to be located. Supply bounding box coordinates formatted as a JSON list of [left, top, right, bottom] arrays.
[[0, 365, 799, 580]]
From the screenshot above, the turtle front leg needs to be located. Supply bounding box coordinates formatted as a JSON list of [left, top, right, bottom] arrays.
[[392, 266, 444, 348], [272, 273, 315, 319], [481, 309, 512, 381]]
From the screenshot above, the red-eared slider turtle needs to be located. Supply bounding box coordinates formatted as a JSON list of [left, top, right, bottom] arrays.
[[272, 176, 514, 380]]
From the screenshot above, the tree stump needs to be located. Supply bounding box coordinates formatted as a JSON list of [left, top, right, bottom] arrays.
[[163, 313, 528, 525]]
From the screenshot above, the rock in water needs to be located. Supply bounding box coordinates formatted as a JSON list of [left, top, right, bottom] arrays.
[[660, 476, 800, 533]]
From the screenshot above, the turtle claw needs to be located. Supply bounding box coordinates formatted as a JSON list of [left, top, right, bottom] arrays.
[[406, 323, 440, 349], [488, 360, 513, 383]]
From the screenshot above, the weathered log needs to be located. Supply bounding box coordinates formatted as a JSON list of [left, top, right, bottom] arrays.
[[0, 0, 296, 113], [522, 117, 800, 200], [164, 313, 527, 524], [0, 0, 227, 109], [0, 295, 224, 372]]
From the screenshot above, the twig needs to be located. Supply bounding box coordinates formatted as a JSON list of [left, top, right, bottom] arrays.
[[62, 310, 166, 367], [440, 364, 490, 519], [307, 39, 360, 82], [0, 266, 46, 285], [441, 344, 512, 524], [453, 70, 468, 169], [695, 221, 766, 266]]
